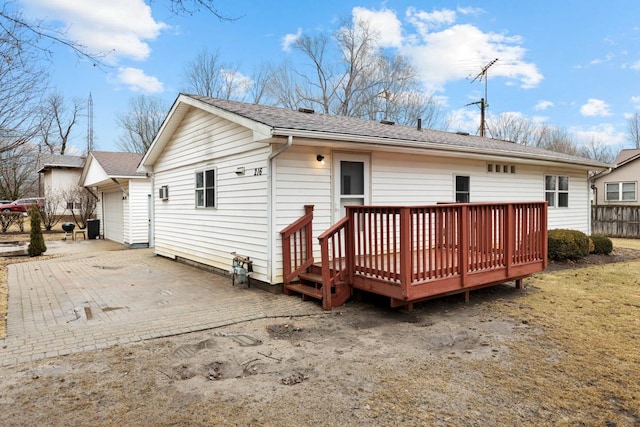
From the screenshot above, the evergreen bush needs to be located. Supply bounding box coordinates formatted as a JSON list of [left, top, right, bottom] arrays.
[[28, 206, 47, 257], [590, 234, 613, 255], [547, 229, 589, 261]]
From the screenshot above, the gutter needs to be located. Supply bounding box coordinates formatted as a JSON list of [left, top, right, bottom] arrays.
[[270, 128, 612, 170], [267, 135, 293, 284]]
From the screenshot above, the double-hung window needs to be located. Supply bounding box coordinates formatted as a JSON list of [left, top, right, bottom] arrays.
[[455, 175, 470, 203], [545, 175, 569, 207], [195, 169, 216, 208], [605, 182, 636, 202]]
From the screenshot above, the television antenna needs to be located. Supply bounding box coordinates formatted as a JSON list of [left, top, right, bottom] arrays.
[[468, 58, 498, 137]]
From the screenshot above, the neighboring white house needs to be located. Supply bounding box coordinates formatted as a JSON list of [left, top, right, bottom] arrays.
[[138, 94, 611, 287], [80, 151, 151, 247], [37, 154, 85, 214], [591, 148, 639, 205]]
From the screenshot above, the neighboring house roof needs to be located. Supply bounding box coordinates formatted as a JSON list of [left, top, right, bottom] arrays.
[[614, 148, 640, 166], [37, 154, 85, 173], [80, 151, 146, 188], [90, 151, 144, 177], [140, 93, 612, 171], [591, 148, 640, 181]]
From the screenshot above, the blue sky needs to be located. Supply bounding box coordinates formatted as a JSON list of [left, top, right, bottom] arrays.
[[19, 0, 640, 155]]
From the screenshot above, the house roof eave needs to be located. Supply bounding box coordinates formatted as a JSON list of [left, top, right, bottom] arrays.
[[271, 128, 611, 171], [138, 94, 273, 172]]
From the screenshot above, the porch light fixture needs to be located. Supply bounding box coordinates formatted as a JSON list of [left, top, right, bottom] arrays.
[[316, 154, 325, 164]]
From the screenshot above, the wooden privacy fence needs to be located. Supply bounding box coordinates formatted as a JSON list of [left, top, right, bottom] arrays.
[[591, 205, 640, 238]]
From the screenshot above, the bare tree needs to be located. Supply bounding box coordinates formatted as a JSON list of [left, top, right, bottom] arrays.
[[116, 95, 168, 154], [40, 190, 65, 231], [0, 143, 39, 201], [157, 0, 239, 20], [0, 12, 48, 155], [579, 137, 615, 164], [265, 18, 446, 128], [65, 187, 96, 230], [626, 112, 640, 149], [182, 48, 251, 100], [38, 92, 85, 155]]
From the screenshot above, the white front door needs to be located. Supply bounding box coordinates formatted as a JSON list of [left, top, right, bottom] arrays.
[[333, 152, 370, 221]]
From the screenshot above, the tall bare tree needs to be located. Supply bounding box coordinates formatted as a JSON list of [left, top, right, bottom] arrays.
[[265, 18, 446, 128], [116, 95, 168, 154], [626, 112, 640, 149], [0, 143, 39, 200], [38, 92, 85, 155], [579, 137, 615, 164], [0, 11, 48, 155]]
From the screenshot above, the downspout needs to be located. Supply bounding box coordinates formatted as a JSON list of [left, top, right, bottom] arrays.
[[267, 135, 293, 284]]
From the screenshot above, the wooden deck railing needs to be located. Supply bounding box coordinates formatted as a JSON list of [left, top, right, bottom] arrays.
[[281, 202, 548, 309], [280, 205, 314, 286]]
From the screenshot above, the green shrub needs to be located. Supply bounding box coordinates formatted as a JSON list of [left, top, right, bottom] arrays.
[[28, 206, 47, 257], [548, 229, 590, 261], [590, 234, 613, 255]]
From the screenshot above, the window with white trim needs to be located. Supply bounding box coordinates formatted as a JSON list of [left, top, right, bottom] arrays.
[[195, 169, 216, 208], [455, 175, 470, 203], [605, 182, 636, 202], [545, 175, 569, 208]]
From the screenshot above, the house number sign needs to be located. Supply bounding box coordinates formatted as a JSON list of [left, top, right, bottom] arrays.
[[254, 168, 264, 176]]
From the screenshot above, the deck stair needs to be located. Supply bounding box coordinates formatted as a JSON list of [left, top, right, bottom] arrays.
[[284, 265, 351, 309]]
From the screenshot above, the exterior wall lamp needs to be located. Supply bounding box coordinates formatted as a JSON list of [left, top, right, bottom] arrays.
[[316, 154, 325, 164]]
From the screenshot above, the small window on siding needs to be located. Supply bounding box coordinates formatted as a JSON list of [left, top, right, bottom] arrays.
[[487, 164, 493, 172], [455, 175, 470, 203], [195, 168, 216, 208], [545, 175, 569, 208]]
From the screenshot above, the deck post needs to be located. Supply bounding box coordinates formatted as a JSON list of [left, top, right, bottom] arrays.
[[304, 205, 314, 263], [399, 207, 411, 299], [459, 204, 469, 287], [346, 207, 355, 285], [505, 203, 514, 277]]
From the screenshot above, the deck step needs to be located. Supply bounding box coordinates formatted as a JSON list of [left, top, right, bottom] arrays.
[[285, 283, 323, 300], [298, 272, 322, 285]]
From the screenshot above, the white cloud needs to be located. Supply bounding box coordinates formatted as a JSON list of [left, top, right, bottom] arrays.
[[631, 96, 640, 105], [352, 7, 403, 47], [282, 28, 302, 52], [580, 99, 613, 117], [22, 0, 167, 62], [404, 22, 542, 90], [630, 61, 640, 70], [534, 100, 554, 111], [406, 7, 456, 35], [116, 67, 164, 93], [569, 123, 625, 146]]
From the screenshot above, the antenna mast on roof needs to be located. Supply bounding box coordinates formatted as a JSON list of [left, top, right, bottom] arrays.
[[469, 58, 498, 137], [86, 93, 94, 154]]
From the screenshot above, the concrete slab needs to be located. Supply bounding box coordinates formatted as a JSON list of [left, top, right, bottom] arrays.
[[0, 242, 321, 366]]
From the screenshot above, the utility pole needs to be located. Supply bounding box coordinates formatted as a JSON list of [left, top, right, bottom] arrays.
[[469, 58, 498, 137]]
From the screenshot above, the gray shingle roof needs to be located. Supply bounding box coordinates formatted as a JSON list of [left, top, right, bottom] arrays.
[[186, 94, 610, 168], [91, 151, 144, 176], [37, 154, 85, 172]]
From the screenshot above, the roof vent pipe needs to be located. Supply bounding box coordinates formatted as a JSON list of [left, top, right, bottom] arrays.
[[417, 118, 422, 131]]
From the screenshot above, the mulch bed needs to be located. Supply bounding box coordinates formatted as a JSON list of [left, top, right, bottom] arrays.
[[545, 246, 640, 272]]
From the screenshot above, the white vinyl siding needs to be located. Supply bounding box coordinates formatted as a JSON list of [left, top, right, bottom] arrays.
[[272, 146, 332, 282], [127, 179, 151, 246], [151, 108, 271, 282], [102, 191, 124, 243]]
